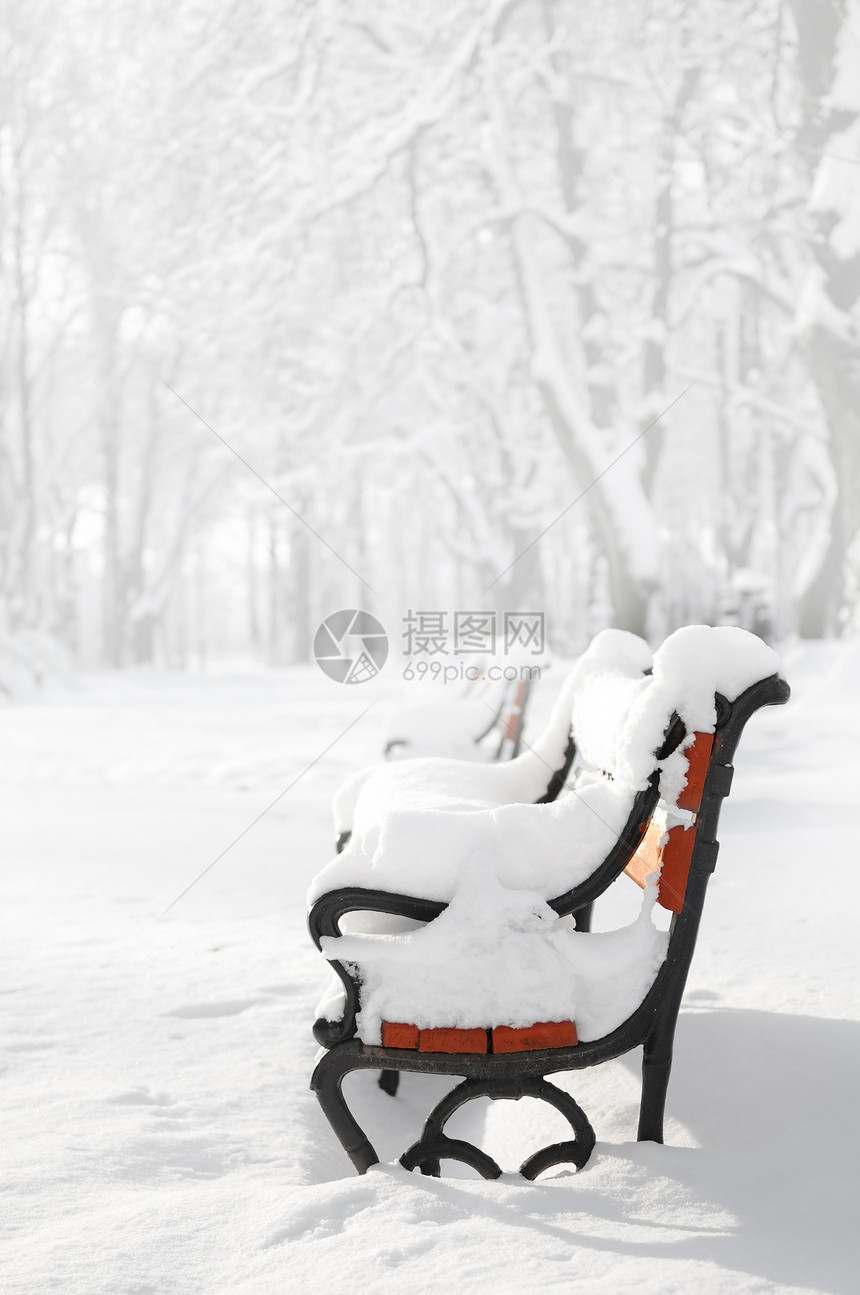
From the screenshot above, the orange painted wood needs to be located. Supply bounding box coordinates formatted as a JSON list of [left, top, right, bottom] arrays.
[[657, 825, 696, 914], [624, 816, 696, 913], [381, 1021, 419, 1049], [624, 816, 666, 889], [492, 1020, 578, 1052], [419, 1026, 487, 1053], [502, 681, 527, 740], [676, 731, 714, 812], [624, 854, 651, 890]]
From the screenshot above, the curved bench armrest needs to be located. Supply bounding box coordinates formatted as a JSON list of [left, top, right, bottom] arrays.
[[709, 673, 790, 767], [549, 779, 659, 918], [308, 886, 447, 949], [308, 887, 447, 1047]]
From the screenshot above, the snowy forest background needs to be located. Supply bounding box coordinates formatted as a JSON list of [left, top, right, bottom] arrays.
[[2, 0, 859, 679]]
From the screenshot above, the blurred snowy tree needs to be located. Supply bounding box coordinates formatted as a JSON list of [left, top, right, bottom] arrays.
[[0, 0, 854, 668]]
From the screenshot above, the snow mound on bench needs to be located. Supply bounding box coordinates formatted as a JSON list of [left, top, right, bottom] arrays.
[[569, 624, 780, 788], [315, 769, 633, 905], [330, 663, 581, 837], [324, 866, 669, 1044], [312, 625, 781, 905], [623, 625, 780, 802]]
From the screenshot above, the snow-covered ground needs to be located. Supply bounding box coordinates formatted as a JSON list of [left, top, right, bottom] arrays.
[[2, 642, 859, 1295]]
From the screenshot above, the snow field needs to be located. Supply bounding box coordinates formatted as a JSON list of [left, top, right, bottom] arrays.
[[2, 645, 859, 1293]]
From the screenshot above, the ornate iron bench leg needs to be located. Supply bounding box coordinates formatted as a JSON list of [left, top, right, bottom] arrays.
[[310, 1045, 380, 1174], [638, 1032, 673, 1144], [378, 1070, 400, 1096], [518, 1079, 597, 1178], [401, 1077, 499, 1178], [401, 1135, 502, 1179], [638, 943, 692, 1143], [400, 1074, 596, 1179]]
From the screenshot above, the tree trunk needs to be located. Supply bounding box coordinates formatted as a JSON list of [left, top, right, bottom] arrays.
[[789, 0, 860, 634]]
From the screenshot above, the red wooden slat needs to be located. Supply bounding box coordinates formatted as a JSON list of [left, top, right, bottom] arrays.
[[624, 816, 666, 889], [676, 731, 714, 812], [657, 825, 696, 914], [492, 1020, 578, 1052], [381, 1021, 420, 1049], [418, 1026, 487, 1053], [624, 817, 696, 913]]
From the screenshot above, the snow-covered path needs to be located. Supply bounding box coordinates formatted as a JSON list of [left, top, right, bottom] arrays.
[[2, 645, 859, 1294]]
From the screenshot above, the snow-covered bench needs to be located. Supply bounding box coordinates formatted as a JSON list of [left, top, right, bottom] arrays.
[[308, 627, 790, 1179], [382, 671, 534, 763]]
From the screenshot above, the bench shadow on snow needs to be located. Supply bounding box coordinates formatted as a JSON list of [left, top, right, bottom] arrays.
[[319, 1009, 859, 1294], [603, 1006, 860, 1295], [725, 796, 859, 832]]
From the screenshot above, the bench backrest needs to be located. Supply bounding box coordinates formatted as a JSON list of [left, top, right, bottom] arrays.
[[623, 729, 713, 913]]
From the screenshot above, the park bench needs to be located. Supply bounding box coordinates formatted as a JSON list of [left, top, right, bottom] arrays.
[[382, 670, 534, 762], [308, 626, 789, 1179]]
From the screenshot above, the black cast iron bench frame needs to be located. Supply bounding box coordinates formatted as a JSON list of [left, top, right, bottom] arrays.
[[309, 671, 789, 1179]]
